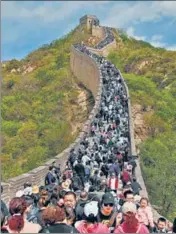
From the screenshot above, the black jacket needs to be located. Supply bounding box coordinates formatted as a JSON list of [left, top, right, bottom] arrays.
[[75, 200, 88, 221], [74, 163, 85, 176], [40, 223, 79, 233], [72, 175, 83, 191]]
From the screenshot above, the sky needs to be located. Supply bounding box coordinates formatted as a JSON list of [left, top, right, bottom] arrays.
[[2, 1, 176, 61]]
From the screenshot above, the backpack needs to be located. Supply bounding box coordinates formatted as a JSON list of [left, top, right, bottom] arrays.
[[75, 201, 87, 221]]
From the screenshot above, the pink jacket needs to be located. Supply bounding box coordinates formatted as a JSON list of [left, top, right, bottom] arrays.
[[137, 206, 154, 227], [114, 222, 149, 233], [75, 220, 110, 233]]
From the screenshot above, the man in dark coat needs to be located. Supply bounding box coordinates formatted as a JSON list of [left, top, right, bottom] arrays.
[[74, 159, 85, 188]]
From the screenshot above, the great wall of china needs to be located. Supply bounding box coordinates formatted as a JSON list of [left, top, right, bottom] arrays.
[[1, 15, 161, 221]]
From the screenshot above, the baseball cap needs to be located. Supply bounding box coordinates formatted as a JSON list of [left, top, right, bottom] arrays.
[[84, 201, 99, 217], [102, 192, 115, 205], [122, 202, 137, 214]]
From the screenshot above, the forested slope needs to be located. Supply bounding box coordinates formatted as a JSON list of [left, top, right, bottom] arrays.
[[108, 29, 176, 219], [1, 25, 93, 180]]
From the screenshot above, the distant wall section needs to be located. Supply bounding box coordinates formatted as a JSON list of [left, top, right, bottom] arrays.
[[92, 25, 105, 39], [86, 40, 117, 57], [70, 45, 102, 99]]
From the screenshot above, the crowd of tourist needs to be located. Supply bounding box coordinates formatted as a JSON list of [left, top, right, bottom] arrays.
[[1, 29, 176, 234], [94, 27, 114, 49]]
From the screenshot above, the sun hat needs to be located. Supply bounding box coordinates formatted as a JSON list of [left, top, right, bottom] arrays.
[[62, 181, 70, 190], [32, 185, 39, 194]]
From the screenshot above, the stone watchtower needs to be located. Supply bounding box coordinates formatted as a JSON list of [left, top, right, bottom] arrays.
[[79, 15, 100, 31]]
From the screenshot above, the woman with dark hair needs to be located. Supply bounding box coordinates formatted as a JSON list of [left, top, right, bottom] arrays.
[[75, 201, 109, 233], [7, 197, 41, 233], [40, 206, 79, 233]]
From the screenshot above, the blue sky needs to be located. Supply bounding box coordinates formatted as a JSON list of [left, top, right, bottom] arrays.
[[2, 1, 176, 61]]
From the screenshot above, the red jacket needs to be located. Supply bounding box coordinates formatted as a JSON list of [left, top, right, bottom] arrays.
[[122, 171, 130, 183]]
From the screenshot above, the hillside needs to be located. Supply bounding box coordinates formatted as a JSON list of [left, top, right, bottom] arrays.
[[2, 22, 176, 219], [108, 29, 176, 219], [1, 25, 95, 181]]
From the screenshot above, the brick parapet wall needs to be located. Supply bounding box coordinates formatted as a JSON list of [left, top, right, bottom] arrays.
[[86, 40, 117, 57], [92, 25, 105, 39]]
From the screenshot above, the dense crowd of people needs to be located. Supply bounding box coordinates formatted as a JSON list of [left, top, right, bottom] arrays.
[[95, 27, 114, 49], [1, 29, 176, 234]]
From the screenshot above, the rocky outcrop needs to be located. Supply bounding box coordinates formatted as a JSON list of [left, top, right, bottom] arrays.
[[22, 64, 36, 74], [124, 59, 154, 75], [70, 87, 91, 135], [131, 104, 150, 154]]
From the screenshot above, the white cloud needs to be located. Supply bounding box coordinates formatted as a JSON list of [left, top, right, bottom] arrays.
[[149, 34, 166, 48], [126, 27, 147, 41], [153, 1, 176, 17], [2, 1, 110, 23], [2, 2, 83, 22], [126, 27, 175, 51], [102, 1, 176, 28], [167, 45, 176, 51], [150, 41, 167, 48], [2, 1, 176, 60], [151, 35, 164, 41], [101, 2, 162, 28]]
